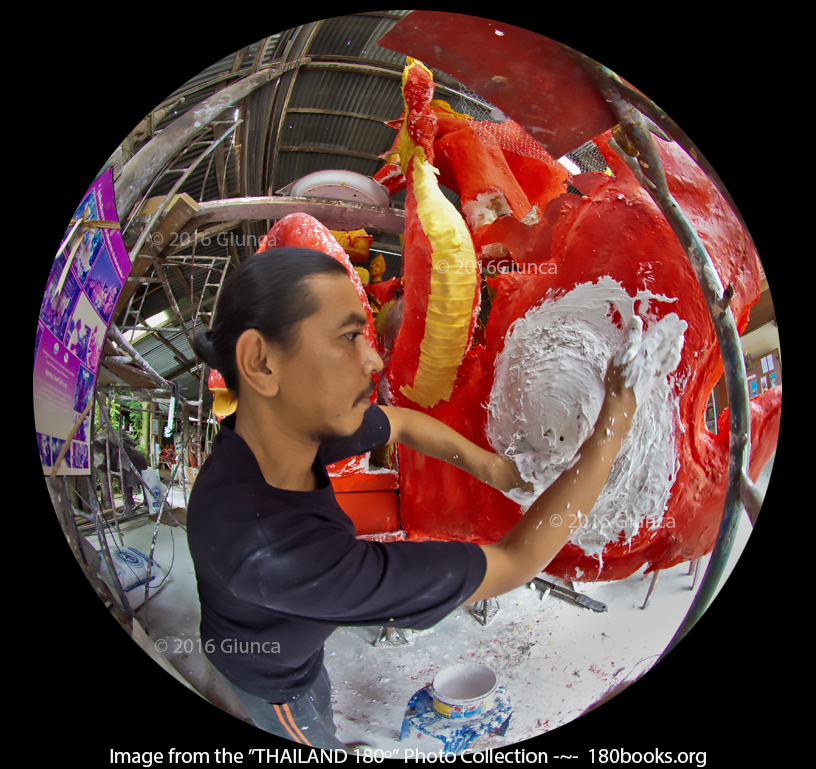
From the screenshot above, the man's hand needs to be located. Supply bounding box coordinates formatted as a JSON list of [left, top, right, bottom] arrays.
[[611, 313, 686, 405]]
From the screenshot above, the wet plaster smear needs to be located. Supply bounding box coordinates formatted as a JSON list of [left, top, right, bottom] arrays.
[[487, 277, 688, 574]]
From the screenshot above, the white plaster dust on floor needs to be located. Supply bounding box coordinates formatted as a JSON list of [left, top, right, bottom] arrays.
[[324, 559, 719, 755], [93, 453, 773, 755]]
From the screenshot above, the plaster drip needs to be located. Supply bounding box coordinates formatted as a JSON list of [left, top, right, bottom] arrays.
[[486, 277, 687, 565]]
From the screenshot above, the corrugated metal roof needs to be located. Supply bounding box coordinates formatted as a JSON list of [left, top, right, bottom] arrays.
[[102, 10, 509, 408], [307, 12, 409, 60], [281, 111, 396, 156], [288, 66, 404, 116]]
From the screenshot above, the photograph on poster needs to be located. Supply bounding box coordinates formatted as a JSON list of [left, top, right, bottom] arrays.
[[40, 265, 82, 341], [84, 248, 121, 324], [72, 197, 100, 264], [75, 225, 109, 286], [65, 291, 105, 370], [74, 411, 90, 443], [72, 441, 89, 471], [50, 437, 65, 465], [73, 364, 94, 415], [73, 187, 100, 227], [36, 433, 51, 467]]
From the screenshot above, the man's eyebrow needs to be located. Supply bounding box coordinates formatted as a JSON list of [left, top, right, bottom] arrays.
[[337, 312, 367, 330]]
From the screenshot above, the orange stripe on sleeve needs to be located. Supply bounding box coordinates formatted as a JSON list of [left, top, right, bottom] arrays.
[[282, 703, 313, 747], [273, 704, 304, 744]]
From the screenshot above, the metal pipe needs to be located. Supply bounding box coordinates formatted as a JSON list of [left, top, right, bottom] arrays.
[[601, 74, 755, 254], [107, 324, 187, 400], [113, 325, 191, 333], [740, 471, 763, 527], [104, 355, 137, 366], [126, 119, 241, 266], [85, 470, 133, 626], [578, 58, 759, 659], [151, 258, 197, 351], [114, 61, 294, 220]]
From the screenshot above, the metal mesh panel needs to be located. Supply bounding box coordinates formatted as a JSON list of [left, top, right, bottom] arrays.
[[436, 82, 570, 171], [567, 140, 610, 173]]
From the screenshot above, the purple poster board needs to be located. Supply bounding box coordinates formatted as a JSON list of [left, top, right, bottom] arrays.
[[34, 168, 130, 475]]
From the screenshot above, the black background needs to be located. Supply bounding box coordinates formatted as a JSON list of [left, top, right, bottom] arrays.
[[29, 8, 786, 764]]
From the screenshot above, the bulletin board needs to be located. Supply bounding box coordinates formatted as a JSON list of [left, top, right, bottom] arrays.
[[34, 169, 130, 476], [746, 348, 781, 399]]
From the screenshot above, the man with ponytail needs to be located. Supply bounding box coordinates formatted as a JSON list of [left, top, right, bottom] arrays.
[[187, 247, 639, 748]]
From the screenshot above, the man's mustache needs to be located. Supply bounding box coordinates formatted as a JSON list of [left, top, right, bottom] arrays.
[[358, 380, 376, 402]]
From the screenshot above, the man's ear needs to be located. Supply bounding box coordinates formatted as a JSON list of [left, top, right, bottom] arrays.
[[235, 329, 280, 397]]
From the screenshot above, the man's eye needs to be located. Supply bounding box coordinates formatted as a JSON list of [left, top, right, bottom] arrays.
[[345, 331, 361, 341]]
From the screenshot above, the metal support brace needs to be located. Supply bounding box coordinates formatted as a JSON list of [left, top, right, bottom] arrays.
[[640, 571, 662, 610], [107, 324, 180, 394], [48, 474, 127, 624], [86, 473, 132, 622], [151, 258, 197, 351], [141, 453, 184, 625], [578, 58, 761, 659], [468, 597, 500, 626], [373, 627, 411, 647], [689, 559, 702, 591]]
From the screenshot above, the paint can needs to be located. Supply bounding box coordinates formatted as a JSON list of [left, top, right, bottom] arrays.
[[431, 663, 498, 719]]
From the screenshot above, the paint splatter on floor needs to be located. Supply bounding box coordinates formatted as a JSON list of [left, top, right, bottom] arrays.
[[106, 454, 771, 756]]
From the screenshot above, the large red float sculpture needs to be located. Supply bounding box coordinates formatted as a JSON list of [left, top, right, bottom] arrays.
[[209, 57, 781, 583]]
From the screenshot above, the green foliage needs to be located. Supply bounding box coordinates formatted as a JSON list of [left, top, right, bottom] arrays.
[[94, 395, 147, 460]]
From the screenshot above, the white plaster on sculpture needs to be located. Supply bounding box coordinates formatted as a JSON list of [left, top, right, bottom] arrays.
[[328, 453, 369, 476], [486, 277, 687, 572], [462, 190, 512, 229]]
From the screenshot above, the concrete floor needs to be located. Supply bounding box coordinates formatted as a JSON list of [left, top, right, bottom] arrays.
[[84, 452, 775, 756]]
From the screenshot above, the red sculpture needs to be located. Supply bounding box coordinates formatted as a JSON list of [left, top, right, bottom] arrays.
[[207, 369, 235, 423], [379, 59, 780, 581], [234, 57, 781, 583]]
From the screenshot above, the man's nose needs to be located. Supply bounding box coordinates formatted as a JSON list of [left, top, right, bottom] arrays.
[[362, 335, 384, 374]]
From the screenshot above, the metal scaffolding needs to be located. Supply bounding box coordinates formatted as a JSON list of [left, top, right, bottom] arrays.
[[57, 116, 242, 618]]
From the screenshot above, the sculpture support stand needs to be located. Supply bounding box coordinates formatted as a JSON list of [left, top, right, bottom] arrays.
[[373, 627, 411, 647], [468, 598, 500, 626]]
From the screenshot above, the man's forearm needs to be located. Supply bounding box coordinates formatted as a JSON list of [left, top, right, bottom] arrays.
[[489, 394, 635, 586], [382, 405, 527, 492]]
